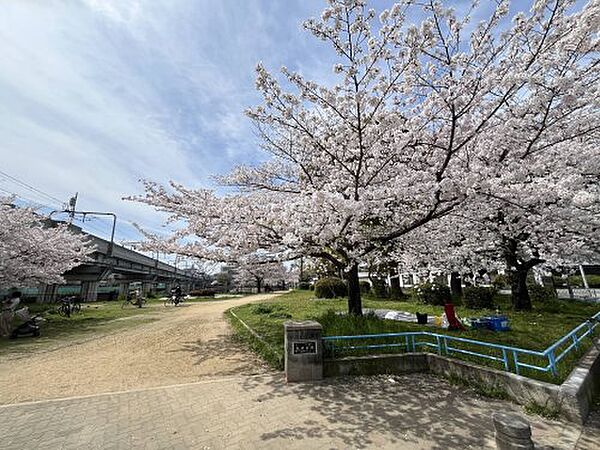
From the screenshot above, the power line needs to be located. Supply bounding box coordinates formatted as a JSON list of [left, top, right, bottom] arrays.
[[1, 190, 56, 212], [0, 170, 64, 209], [0, 169, 64, 204], [0, 170, 144, 242]]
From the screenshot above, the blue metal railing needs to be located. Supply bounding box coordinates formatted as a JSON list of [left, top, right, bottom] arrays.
[[323, 311, 600, 378]]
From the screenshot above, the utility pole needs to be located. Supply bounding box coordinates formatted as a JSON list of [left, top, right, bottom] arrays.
[[67, 193, 78, 223]]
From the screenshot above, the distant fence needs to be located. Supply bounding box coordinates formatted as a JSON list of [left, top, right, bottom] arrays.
[[323, 311, 600, 378], [556, 288, 600, 301]]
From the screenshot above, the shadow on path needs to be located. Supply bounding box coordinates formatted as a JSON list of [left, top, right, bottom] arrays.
[[239, 373, 565, 449], [170, 334, 271, 377]]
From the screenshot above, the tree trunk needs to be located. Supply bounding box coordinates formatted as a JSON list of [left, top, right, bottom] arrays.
[[389, 264, 404, 299], [450, 272, 463, 297], [510, 268, 531, 311], [256, 277, 262, 294], [503, 238, 541, 311], [347, 263, 362, 316]]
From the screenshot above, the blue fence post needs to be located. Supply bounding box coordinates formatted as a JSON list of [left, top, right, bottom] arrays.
[[548, 350, 558, 377], [442, 336, 447, 355], [512, 350, 520, 375], [502, 349, 509, 372], [435, 335, 441, 355], [411, 335, 416, 352], [405, 335, 409, 353], [571, 333, 579, 351]]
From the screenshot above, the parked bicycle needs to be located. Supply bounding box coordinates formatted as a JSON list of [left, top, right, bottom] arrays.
[[56, 296, 81, 318], [122, 291, 146, 309]]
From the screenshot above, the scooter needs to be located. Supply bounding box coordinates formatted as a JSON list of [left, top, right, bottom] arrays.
[[10, 315, 44, 339]]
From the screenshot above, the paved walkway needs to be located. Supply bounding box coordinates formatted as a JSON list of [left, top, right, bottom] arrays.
[[0, 373, 582, 449], [0, 294, 589, 449], [575, 408, 600, 450]]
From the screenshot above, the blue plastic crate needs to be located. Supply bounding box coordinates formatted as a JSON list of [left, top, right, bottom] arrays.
[[486, 315, 510, 331], [470, 316, 510, 331], [469, 318, 490, 330]]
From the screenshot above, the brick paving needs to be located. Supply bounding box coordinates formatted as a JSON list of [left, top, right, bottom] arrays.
[[575, 409, 600, 450], [0, 373, 583, 450]]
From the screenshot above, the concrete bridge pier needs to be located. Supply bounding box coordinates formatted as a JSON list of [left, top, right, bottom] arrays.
[[118, 282, 130, 299], [38, 284, 58, 303], [80, 281, 99, 302], [142, 282, 153, 297]]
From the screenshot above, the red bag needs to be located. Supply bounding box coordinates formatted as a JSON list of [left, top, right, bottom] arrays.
[[444, 303, 464, 331]]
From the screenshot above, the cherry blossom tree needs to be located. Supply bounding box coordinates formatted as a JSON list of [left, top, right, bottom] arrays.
[[399, 0, 600, 309], [232, 261, 290, 293], [132, 0, 598, 315], [396, 137, 600, 310], [0, 198, 92, 288]]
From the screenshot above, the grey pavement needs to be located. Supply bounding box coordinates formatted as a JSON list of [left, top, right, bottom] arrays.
[[0, 373, 582, 450]]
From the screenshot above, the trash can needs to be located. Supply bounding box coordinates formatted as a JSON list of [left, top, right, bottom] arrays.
[[416, 312, 428, 325]]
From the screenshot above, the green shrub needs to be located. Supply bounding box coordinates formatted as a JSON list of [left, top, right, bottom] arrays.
[[492, 274, 511, 289], [189, 289, 215, 297], [529, 285, 560, 312], [314, 277, 347, 299], [528, 285, 557, 303], [413, 282, 451, 306], [297, 282, 311, 290], [371, 278, 388, 298], [359, 281, 371, 294], [463, 286, 496, 309]]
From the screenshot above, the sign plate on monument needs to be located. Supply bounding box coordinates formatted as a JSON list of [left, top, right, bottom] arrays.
[[293, 341, 317, 355]]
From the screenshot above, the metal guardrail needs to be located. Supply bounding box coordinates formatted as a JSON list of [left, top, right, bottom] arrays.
[[323, 311, 600, 378]]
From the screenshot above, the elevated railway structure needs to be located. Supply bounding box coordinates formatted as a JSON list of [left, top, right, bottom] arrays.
[[40, 229, 200, 302]]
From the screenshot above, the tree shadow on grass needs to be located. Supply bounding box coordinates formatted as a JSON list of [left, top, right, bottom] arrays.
[[168, 333, 273, 378], [238, 373, 570, 449]]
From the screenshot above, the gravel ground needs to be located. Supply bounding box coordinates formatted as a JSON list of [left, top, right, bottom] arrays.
[[0, 294, 280, 404]]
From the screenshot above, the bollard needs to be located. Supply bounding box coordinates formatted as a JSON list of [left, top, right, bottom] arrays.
[[492, 412, 534, 450], [284, 321, 323, 382]]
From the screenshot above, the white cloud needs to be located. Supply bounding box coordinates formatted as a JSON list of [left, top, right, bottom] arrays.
[[0, 0, 394, 242]]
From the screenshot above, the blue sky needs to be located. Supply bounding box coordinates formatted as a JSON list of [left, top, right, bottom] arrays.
[[0, 0, 336, 243], [0, 0, 555, 246]]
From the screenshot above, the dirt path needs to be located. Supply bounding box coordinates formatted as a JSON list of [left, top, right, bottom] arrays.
[[0, 294, 280, 404]]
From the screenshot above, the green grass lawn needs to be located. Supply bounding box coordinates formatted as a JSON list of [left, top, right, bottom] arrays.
[[227, 290, 600, 383], [0, 298, 170, 354]]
